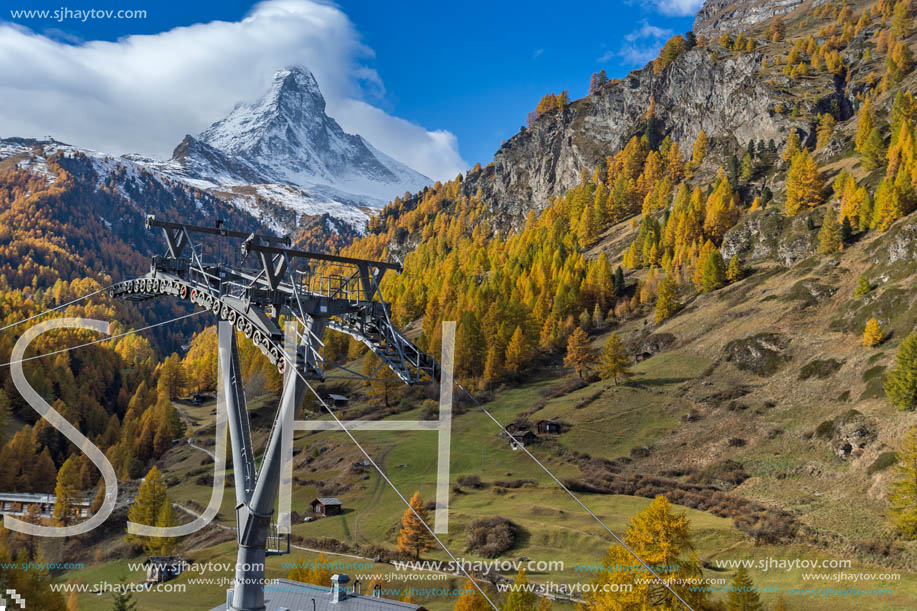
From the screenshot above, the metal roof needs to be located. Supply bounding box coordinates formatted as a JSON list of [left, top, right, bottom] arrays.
[[209, 579, 426, 611], [328, 394, 349, 401], [313, 497, 342, 506], [0, 492, 54, 503], [0, 492, 91, 505]]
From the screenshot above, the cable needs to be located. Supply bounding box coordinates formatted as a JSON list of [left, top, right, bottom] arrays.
[[0, 284, 115, 332], [0, 311, 204, 368], [291, 340, 694, 610], [451, 378, 695, 611], [268, 335, 502, 611], [85, 267, 687, 608]]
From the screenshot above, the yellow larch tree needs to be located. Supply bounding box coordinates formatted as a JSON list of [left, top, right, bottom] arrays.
[[397, 491, 434, 560], [785, 149, 823, 216]]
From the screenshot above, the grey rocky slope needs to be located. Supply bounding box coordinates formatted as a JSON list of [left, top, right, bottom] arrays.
[[459, 44, 806, 230], [693, 0, 812, 36]]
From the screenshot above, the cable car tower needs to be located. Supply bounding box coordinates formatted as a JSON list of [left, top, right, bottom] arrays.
[[111, 216, 440, 611]]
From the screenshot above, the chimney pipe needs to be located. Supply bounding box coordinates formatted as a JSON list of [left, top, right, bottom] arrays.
[[331, 574, 350, 603]]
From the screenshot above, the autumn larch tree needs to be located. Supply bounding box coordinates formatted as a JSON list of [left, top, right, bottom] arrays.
[[769, 16, 786, 41], [53, 455, 82, 526], [863, 318, 884, 347], [782, 130, 801, 163], [366, 352, 400, 408], [588, 70, 608, 95], [312, 552, 333, 586], [148, 502, 180, 556], [655, 276, 681, 324], [583, 496, 710, 610], [816, 113, 836, 149], [599, 333, 632, 385], [287, 555, 311, 584], [502, 569, 538, 611], [691, 130, 707, 168], [483, 345, 504, 387], [126, 465, 171, 555], [33, 448, 57, 492], [504, 327, 532, 379], [740, 152, 754, 182], [564, 327, 597, 379], [654, 35, 686, 74], [454, 579, 490, 611], [397, 491, 434, 560], [726, 566, 764, 611], [885, 332, 917, 410], [872, 178, 903, 231], [889, 427, 917, 538], [726, 255, 744, 283], [288, 551, 332, 586], [785, 149, 823, 216], [892, 0, 912, 37], [157, 353, 185, 400]]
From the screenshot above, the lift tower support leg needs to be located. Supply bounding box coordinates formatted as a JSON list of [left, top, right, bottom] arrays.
[[220, 322, 307, 611]]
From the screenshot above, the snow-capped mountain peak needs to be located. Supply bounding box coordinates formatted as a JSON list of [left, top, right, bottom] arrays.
[[195, 66, 430, 204]]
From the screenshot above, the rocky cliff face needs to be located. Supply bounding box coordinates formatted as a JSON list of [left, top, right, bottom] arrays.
[[693, 0, 810, 36], [461, 47, 803, 230]]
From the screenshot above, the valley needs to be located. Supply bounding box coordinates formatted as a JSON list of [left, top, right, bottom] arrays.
[[0, 0, 916, 609]]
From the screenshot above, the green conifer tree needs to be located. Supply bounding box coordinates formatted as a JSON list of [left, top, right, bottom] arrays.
[[817, 208, 843, 254], [726, 566, 764, 611], [885, 332, 917, 410], [701, 250, 727, 293]]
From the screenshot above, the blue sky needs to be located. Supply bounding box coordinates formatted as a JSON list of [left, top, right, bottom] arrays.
[[1, 0, 700, 177], [340, 0, 698, 166]]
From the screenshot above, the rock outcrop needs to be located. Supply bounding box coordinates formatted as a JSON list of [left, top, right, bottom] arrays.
[[693, 0, 811, 36], [461, 46, 802, 230], [721, 207, 819, 266]]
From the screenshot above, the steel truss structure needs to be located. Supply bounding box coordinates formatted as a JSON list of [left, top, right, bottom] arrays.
[[110, 216, 444, 611]]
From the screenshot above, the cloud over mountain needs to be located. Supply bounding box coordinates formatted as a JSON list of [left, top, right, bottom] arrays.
[[0, 0, 467, 181]]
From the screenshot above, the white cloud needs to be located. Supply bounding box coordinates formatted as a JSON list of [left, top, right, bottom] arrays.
[[625, 21, 674, 42], [645, 0, 705, 17], [601, 20, 673, 66], [0, 0, 466, 181], [615, 44, 665, 65], [532, 48, 544, 58]]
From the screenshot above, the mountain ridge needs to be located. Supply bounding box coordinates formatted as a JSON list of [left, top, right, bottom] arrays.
[[195, 66, 431, 204], [1, 66, 433, 242]]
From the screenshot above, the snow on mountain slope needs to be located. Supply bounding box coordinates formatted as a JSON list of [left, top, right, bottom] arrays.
[[1, 67, 429, 240], [0, 137, 371, 238], [196, 67, 430, 205]]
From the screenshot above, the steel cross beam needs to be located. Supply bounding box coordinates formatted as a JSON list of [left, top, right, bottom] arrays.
[[115, 217, 440, 384]]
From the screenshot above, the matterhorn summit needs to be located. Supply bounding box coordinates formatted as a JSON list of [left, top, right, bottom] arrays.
[[193, 66, 430, 204]]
